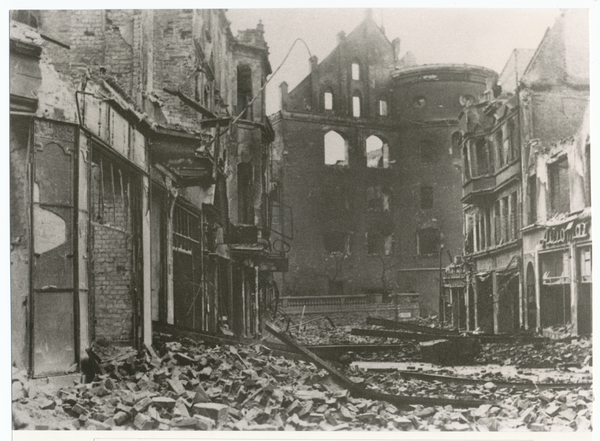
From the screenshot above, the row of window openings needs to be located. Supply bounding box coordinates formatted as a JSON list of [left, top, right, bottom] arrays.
[[323, 90, 388, 118], [335, 186, 433, 212], [323, 228, 440, 256], [324, 131, 440, 167], [466, 191, 519, 254], [463, 119, 519, 180]]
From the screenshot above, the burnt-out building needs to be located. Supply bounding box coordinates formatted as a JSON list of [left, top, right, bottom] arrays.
[[454, 9, 590, 335], [270, 11, 496, 316], [10, 9, 287, 378], [519, 9, 590, 336]]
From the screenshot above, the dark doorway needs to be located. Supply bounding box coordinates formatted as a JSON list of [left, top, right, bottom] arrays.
[[526, 263, 537, 330], [476, 276, 493, 333]]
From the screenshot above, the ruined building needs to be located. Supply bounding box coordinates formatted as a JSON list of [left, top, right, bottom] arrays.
[[270, 11, 496, 316], [10, 9, 288, 377], [452, 9, 590, 335]]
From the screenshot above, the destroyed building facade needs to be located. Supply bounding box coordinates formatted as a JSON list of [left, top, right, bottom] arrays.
[[451, 9, 590, 335], [10, 9, 288, 377], [270, 12, 496, 315]]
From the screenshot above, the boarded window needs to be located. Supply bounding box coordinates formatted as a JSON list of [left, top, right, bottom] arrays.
[[417, 227, 439, 255], [366, 135, 389, 168], [549, 157, 570, 216], [324, 131, 348, 166]]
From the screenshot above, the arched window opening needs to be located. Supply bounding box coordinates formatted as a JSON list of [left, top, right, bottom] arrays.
[[352, 91, 362, 118], [351, 62, 360, 80], [324, 131, 348, 166], [324, 88, 333, 111], [237, 65, 253, 120], [379, 100, 388, 116], [366, 135, 389, 168]]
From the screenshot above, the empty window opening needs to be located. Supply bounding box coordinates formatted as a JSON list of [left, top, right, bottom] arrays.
[[473, 138, 490, 176], [237, 162, 254, 224], [379, 100, 388, 116], [352, 92, 361, 118], [508, 118, 519, 161], [549, 156, 570, 216], [367, 231, 393, 256], [237, 65, 253, 120], [420, 186, 433, 209], [324, 89, 333, 110], [324, 131, 348, 166], [495, 129, 505, 168], [420, 140, 436, 164], [463, 144, 471, 181], [417, 227, 440, 255], [366, 186, 391, 211], [413, 96, 426, 108], [494, 199, 502, 246], [366, 135, 389, 168], [351, 62, 360, 80], [510, 191, 518, 240], [451, 131, 462, 155], [324, 231, 350, 254]]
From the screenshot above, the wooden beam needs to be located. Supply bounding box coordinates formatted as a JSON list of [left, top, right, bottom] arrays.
[[266, 322, 492, 409]]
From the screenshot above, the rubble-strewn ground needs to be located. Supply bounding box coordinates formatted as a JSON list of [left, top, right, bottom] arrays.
[[12, 311, 592, 431]]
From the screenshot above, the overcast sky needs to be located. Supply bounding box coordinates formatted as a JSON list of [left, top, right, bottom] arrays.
[[226, 8, 563, 115]]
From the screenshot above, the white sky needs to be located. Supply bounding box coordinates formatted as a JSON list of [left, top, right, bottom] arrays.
[[227, 8, 564, 115]]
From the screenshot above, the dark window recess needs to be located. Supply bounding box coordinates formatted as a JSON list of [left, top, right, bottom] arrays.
[[237, 65, 253, 120], [528, 175, 537, 224], [420, 140, 436, 164], [324, 231, 349, 254], [549, 157, 570, 216], [463, 145, 471, 181], [367, 231, 393, 256], [474, 138, 490, 176], [420, 186, 433, 209], [451, 132, 462, 154], [237, 163, 254, 224], [510, 191, 518, 240], [496, 129, 505, 168], [502, 196, 509, 243], [494, 200, 502, 245], [418, 228, 439, 255]]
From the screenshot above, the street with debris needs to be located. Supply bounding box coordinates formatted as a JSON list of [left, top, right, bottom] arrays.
[[12, 312, 592, 431]]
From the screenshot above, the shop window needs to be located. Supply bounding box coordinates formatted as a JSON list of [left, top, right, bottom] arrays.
[[324, 231, 350, 254], [549, 156, 570, 216], [352, 91, 362, 118], [366, 135, 389, 168], [324, 130, 348, 166], [379, 100, 388, 116], [324, 88, 333, 111], [351, 62, 360, 80], [237, 65, 253, 120], [420, 186, 433, 209], [417, 227, 439, 255]]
